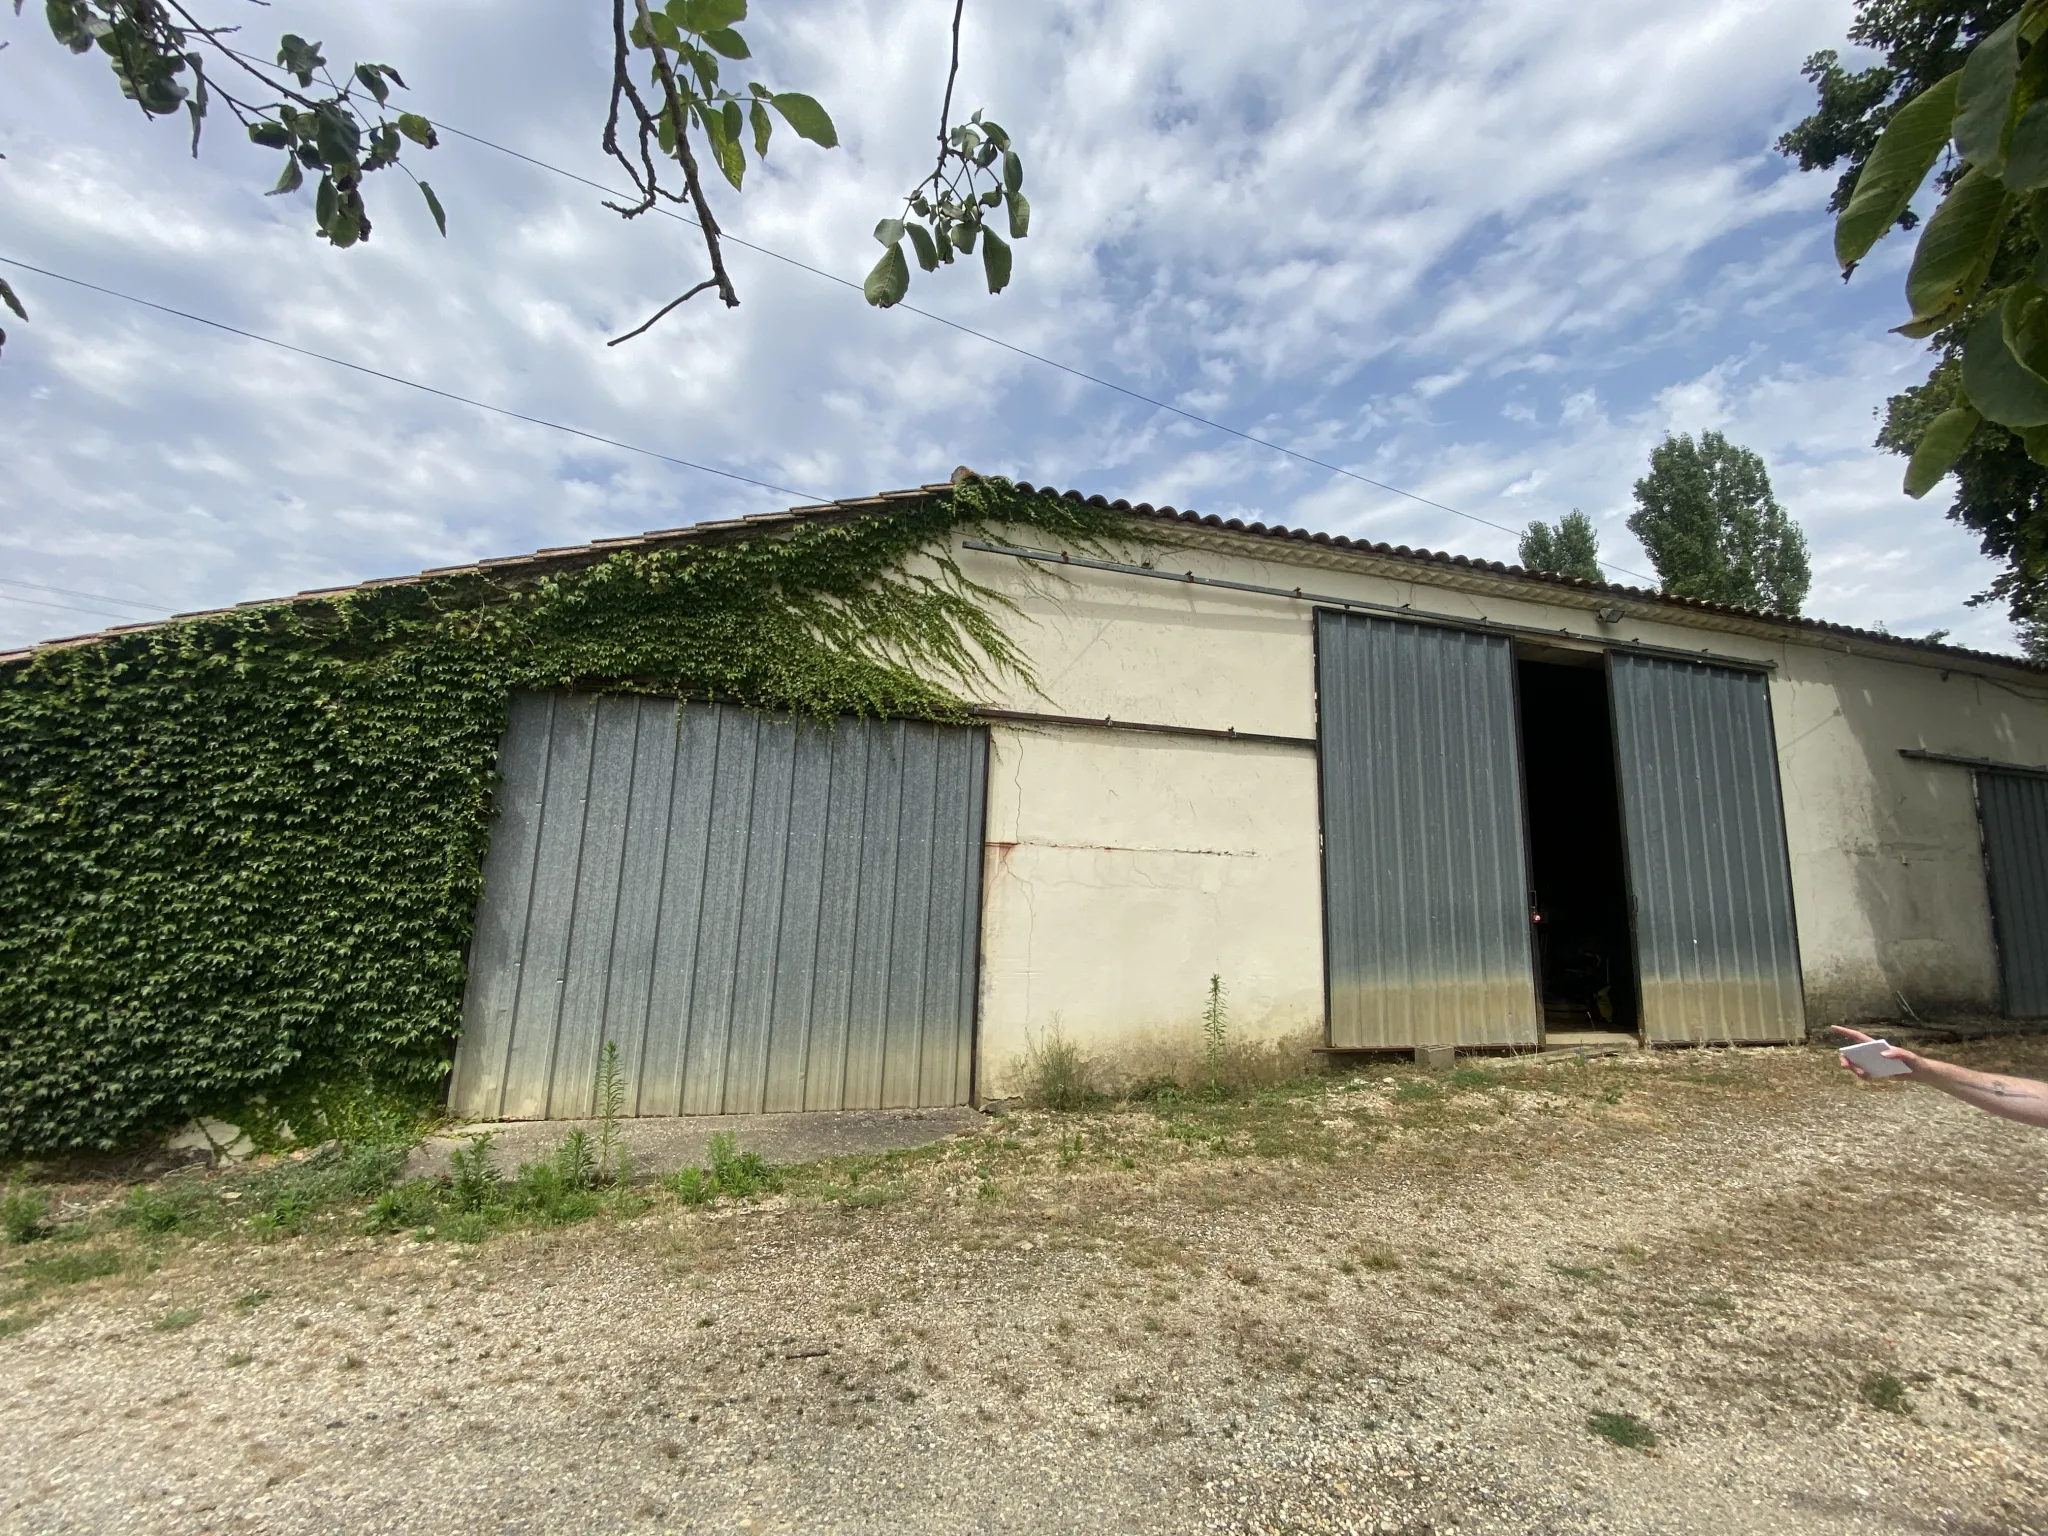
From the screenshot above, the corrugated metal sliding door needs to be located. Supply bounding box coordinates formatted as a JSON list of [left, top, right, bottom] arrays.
[[1607, 655, 1803, 1043], [449, 691, 988, 1119], [1316, 612, 1539, 1049], [1974, 770, 2048, 1016]]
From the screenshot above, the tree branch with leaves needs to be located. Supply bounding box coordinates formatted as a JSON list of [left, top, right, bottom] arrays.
[[4, 0, 1031, 357]]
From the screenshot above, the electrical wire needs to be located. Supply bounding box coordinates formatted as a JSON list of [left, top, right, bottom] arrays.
[[0, 590, 163, 623], [0, 256, 829, 506], [0, 576, 169, 612], [432, 120, 1661, 586]]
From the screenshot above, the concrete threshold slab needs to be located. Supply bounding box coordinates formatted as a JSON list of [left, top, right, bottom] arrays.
[[405, 1106, 986, 1184]]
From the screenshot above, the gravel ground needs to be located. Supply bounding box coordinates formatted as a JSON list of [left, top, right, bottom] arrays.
[[4, 1041, 2047, 1536]]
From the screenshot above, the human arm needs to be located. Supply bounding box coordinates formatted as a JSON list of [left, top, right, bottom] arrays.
[[1830, 1026, 2048, 1129]]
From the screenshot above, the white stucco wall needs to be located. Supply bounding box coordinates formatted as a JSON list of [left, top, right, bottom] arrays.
[[948, 519, 2048, 1088]]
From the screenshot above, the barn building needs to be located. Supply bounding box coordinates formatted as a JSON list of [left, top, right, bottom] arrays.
[[17, 475, 2048, 1126]]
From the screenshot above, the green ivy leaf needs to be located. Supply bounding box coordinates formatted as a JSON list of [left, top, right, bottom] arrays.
[[906, 222, 939, 272], [769, 92, 837, 148], [396, 112, 438, 149], [1904, 405, 1981, 497], [874, 217, 906, 246], [982, 228, 1012, 295], [419, 181, 447, 237], [1903, 164, 2009, 323], [749, 97, 771, 156], [649, 10, 683, 50], [1003, 148, 1023, 195], [864, 241, 910, 307], [1006, 190, 1030, 240], [353, 63, 391, 106], [1955, 12, 2023, 174], [1836, 70, 1962, 271], [269, 154, 305, 196], [248, 120, 293, 150]]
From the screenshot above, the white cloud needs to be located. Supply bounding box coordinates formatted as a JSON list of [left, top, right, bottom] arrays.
[[0, 0, 2017, 657]]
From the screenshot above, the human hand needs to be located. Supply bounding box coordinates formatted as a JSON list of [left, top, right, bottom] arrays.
[[1829, 1025, 1921, 1079]]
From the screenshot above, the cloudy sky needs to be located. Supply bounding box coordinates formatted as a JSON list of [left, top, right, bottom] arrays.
[[0, 0, 2005, 652]]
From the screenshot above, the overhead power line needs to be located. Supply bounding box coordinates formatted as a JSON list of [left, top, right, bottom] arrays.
[[0, 575, 169, 612], [0, 590, 161, 623], [0, 256, 828, 507], [434, 121, 1659, 587]]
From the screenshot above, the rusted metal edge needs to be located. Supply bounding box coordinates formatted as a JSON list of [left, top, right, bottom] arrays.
[[962, 538, 1780, 673], [969, 706, 1314, 748], [1899, 747, 2048, 778]]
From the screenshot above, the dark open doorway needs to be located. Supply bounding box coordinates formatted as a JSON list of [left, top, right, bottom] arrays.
[[1517, 654, 1639, 1036]]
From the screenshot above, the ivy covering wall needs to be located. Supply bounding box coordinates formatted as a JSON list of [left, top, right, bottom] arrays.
[[0, 481, 1120, 1157]]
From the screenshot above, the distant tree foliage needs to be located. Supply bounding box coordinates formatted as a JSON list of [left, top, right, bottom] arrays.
[[1627, 433, 1812, 616], [1517, 511, 1603, 583]]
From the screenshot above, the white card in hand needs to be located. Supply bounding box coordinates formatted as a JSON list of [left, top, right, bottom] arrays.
[[1840, 1039, 1911, 1077]]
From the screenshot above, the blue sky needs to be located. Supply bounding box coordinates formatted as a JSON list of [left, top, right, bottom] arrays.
[[0, 0, 2008, 651]]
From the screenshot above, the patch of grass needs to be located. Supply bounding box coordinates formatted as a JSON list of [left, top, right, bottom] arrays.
[[234, 1289, 273, 1311], [1392, 1079, 1443, 1104], [1692, 1291, 1735, 1313], [660, 1133, 781, 1208], [1447, 1066, 1494, 1091], [1551, 1263, 1605, 1283], [0, 1311, 44, 1338], [20, 1247, 122, 1287], [1859, 1372, 1912, 1414], [119, 1182, 220, 1237], [2, 1185, 51, 1245], [225, 1350, 253, 1367], [1358, 1247, 1400, 1272], [366, 1179, 441, 1234], [152, 1306, 201, 1332], [1588, 1410, 1658, 1450]]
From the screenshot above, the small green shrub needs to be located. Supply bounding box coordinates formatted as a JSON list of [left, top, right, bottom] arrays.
[[2, 1186, 50, 1244], [663, 1167, 715, 1206], [448, 1133, 500, 1213], [152, 1306, 201, 1332], [661, 1134, 778, 1206], [1588, 1410, 1658, 1450], [591, 1042, 627, 1185], [553, 1129, 596, 1191], [707, 1132, 778, 1200], [506, 1158, 601, 1227], [1859, 1372, 1912, 1414], [234, 1289, 273, 1311]]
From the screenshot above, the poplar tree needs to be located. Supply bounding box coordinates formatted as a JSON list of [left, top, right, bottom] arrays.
[[1517, 510, 1603, 582], [1627, 432, 1812, 616]]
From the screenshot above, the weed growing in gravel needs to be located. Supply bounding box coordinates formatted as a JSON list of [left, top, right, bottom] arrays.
[[663, 1133, 781, 1206], [448, 1134, 501, 1213], [225, 1350, 253, 1367], [2, 1185, 50, 1244], [235, 1289, 272, 1311], [1026, 1027, 1099, 1111], [152, 1307, 200, 1331], [0, 1312, 44, 1338], [1202, 975, 1230, 1097], [592, 1042, 628, 1186], [1860, 1372, 1912, 1414], [1359, 1247, 1401, 1271], [1588, 1410, 1658, 1450]]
